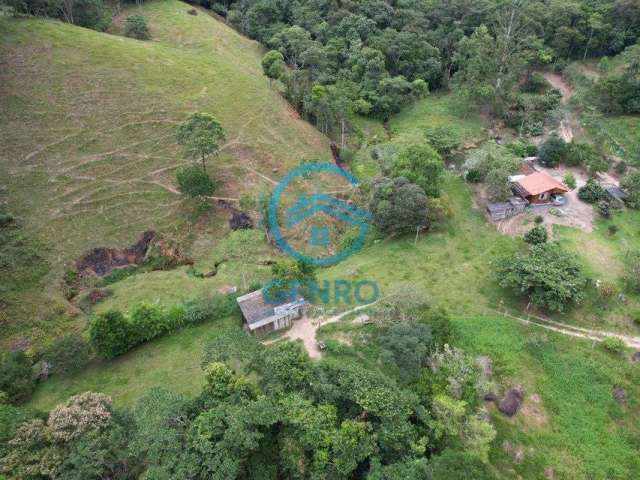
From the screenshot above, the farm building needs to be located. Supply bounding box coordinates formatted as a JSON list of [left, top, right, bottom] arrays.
[[512, 171, 569, 204], [237, 289, 305, 335], [486, 196, 529, 221]]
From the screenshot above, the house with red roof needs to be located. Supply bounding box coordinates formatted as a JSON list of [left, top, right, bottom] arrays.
[[512, 171, 569, 204]]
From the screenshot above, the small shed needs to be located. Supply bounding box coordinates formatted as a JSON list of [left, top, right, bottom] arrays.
[[487, 196, 528, 221], [513, 171, 569, 204], [237, 289, 305, 335], [603, 184, 627, 202]]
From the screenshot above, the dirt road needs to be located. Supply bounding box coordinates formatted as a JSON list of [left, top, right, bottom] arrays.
[[265, 303, 377, 359], [542, 72, 584, 142], [487, 308, 640, 350]]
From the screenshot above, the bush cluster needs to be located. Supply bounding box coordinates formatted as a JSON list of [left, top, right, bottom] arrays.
[[506, 142, 537, 158], [89, 294, 238, 359], [0, 351, 35, 405], [578, 178, 607, 204], [124, 15, 150, 40], [524, 225, 547, 244], [176, 165, 216, 197], [537, 135, 567, 167]]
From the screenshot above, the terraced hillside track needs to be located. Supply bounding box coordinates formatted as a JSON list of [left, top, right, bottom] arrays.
[[0, 0, 329, 347]]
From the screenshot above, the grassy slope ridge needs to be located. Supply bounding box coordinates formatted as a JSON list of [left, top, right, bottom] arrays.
[[0, 0, 328, 347]]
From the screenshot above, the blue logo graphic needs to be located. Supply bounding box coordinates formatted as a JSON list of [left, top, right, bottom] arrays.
[[268, 163, 370, 267]]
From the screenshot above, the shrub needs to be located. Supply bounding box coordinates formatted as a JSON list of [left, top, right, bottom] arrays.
[[521, 72, 549, 93], [465, 168, 482, 183], [391, 144, 444, 197], [506, 142, 537, 158], [130, 303, 166, 343], [578, 178, 606, 204], [0, 351, 35, 404], [0, 403, 28, 454], [602, 337, 625, 354], [44, 336, 91, 376], [184, 293, 237, 325], [125, 15, 150, 40], [176, 165, 216, 197], [496, 243, 587, 312], [165, 304, 186, 331], [425, 196, 453, 228], [624, 250, 640, 293], [538, 135, 567, 167], [524, 225, 547, 244], [608, 224, 619, 236], [565, 142, 599, 168], [0, 213, 15, 228], [563, 172, 576, 190], [597, 280, 618, 301], [621, 171, 640, 209], [596, 200, 611, 218], [485, 167, 512, 201], [534, 215, 544, 225], [89, 310, 134, 359], [424, 126, 460, 159]]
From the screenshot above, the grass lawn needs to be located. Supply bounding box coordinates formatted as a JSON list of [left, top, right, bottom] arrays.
[[322, 174, 519, 315], [553, 210, 640, 333], [389, 92, 486, 147], [0, 0, 328, 348]]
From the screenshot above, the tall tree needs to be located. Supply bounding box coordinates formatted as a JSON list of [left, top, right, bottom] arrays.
[[176, 113, 225, 172]]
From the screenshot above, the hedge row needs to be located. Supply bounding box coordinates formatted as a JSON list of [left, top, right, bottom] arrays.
[[89, 294, 238, 359]]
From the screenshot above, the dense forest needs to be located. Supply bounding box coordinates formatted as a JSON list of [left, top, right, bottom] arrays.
[[222, 0, 640, 126], [1, 302, 501, 480]]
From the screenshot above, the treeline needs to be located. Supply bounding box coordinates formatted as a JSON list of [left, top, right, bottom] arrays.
[[192, 0, 640, 129], [2, 0, 144, 31], [1, 300, 502, 480], [0, 292, 238, 407], [88, 293, 237, 359]]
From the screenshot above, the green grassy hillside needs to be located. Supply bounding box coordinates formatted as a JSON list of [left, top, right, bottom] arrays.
[[0, 0, 329, 348]]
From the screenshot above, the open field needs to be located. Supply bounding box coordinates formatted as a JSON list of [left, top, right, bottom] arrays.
[[0, 0, 328, 348]]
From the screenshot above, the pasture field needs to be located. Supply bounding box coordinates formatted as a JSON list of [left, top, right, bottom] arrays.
[[0, 0, 328, 348]]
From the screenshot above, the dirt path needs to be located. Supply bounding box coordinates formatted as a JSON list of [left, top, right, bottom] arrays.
[[542, 72, 584, 142], [543, 72, 574, 104], [264, 302, 377, 359], [486, 308, 640, 350]]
